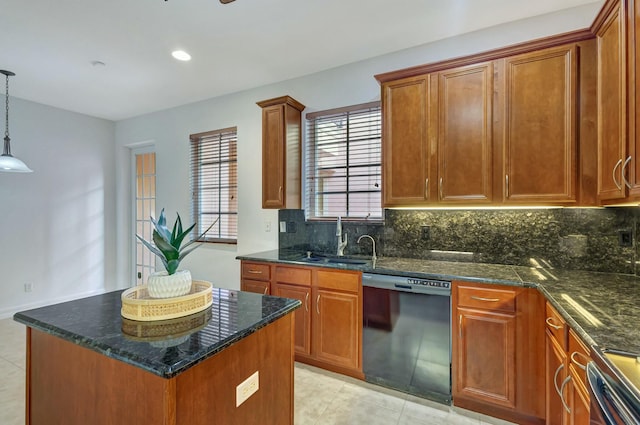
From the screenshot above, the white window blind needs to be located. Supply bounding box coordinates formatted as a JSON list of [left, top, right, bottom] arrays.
[[305, 102, 382, 220], [190, 127, 238, 243]]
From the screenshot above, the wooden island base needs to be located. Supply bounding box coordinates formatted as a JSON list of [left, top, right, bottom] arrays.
[[26, 314, 294, 425]]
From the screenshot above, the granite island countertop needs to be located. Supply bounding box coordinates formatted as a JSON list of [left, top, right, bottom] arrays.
[[13, 287, 301, 378], [237, 249, 640, 356]]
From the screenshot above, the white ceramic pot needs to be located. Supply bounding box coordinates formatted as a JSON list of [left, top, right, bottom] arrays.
[[147, 270, 193, 299]]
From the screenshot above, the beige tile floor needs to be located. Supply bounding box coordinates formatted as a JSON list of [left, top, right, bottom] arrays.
[[0, 318, 513, 425]]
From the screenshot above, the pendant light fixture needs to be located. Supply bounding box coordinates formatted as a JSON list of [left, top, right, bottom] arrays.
[[0, 70, 32, 173]]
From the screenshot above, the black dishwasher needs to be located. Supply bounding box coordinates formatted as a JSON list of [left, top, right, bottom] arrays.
[[362, 273, 451, 405]]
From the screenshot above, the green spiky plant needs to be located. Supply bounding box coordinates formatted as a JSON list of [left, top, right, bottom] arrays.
[[136, 209, 217, 275]]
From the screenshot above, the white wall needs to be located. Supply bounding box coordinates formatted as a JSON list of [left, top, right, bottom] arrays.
[[115, 4, 600, 291], [0, 97, 116, 318]]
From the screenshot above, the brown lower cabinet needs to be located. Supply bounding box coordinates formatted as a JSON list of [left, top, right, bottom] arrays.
[[240, 261, 271, 295], [452, 280, 546, 425], [240, 261, 363, 379], [545, 302, 591, 425]]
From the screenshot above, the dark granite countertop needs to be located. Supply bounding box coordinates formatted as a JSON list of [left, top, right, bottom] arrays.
[[13, 287, 300, 378], [237, 249, 640, 355]]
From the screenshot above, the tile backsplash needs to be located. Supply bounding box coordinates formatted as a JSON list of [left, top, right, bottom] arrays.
[[278, 208, 639, 275]]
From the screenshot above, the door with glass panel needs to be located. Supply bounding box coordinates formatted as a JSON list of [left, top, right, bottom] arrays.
[[132, 148, 156, 286]]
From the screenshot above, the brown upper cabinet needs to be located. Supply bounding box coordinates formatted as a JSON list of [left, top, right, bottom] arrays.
[[381, 63, 494, 206], [257, 96, 305, 209], [593, 0, 640, 203], [495, 45, 578, 204], [377, 32, 596, 207]]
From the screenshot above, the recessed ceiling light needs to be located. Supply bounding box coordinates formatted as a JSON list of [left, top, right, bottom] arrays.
[[171, 50, 191, 61]]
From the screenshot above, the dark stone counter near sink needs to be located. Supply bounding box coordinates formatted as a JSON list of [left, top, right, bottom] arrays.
[[238, 248, 640, 394]]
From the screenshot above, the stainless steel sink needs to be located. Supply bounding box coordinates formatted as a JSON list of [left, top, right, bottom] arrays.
[[299, 254, 368, 266]]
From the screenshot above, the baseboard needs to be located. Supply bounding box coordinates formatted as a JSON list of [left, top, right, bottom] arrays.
[[0, 289, 109, 320]]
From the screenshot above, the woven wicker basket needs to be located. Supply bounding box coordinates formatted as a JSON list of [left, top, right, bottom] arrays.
[[121, 280, 213, 321]]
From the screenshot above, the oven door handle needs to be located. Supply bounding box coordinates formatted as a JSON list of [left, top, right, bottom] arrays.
[[587, 361, 639, 425]]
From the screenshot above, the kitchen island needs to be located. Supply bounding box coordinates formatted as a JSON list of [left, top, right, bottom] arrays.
[[13, 287, 300, 425]]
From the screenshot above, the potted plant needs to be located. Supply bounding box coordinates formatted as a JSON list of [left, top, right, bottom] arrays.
[[136, 209, 216, 298]]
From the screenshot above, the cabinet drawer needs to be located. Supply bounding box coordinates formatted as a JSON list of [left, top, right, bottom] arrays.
[[241, 262, 271, 281], [545, 302, 567, 350], [457, 285, 516, 312], [568, 328, 590, 388], [275, 266, 311, 286], [315, 270, 360, 293]]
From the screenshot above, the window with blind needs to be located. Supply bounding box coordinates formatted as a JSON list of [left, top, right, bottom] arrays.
[[305, 102, 382, 221], [190, 127, 238, 243]]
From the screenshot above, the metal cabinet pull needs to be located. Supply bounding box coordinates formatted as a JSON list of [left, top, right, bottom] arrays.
[[247, 269, 262, 274], [304, 292, 309, 312], [425, 178, 429, 200], [613, 159, 623, 190], [470, 296, 500, 302], [459, 314, 462, 340], [560, 375, 572, 414], [263, 286, 268, 295], [622, 156, 632, 189], [316, 295, 320, 315], [546, 317, 562, 330], [570, 351, 588, 370], [439, 177, 443, 200], [554, 363, 565, 397], [505, 174, 509, 198], [278, 186, 283, 201]]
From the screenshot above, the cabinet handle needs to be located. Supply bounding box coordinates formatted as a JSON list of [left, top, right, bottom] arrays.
[[439, 177, 443, 200], [546, 317, 563, 330], [459, 314, 462, 340], [425, 178, 429, 200], [263, 286, 268, 295], [305, 292, 309, 312], [505, 174, 509, 198], [470, 296, 500, 302], [316, 295, 320, 315], [622, 156, 632, 189], [570, 351, 588, 371], [554, 363, 565, 397], [613, 159, 623, 190], [278, 186, 283, 201], [560, 375, 572, 414], [247, 270, 262, 274]]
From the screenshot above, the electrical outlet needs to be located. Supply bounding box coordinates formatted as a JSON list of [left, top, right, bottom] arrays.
[[421, 226, 431, 240], [618, 230, 633, 247], [279, 221, 287, 233], [287, 221, 297, 233], [24, 283, 33, 292], [236, 371, 259, 407], [264, 221, 271, 232]]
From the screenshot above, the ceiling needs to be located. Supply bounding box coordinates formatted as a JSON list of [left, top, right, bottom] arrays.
[[0, 0, 603, 121]]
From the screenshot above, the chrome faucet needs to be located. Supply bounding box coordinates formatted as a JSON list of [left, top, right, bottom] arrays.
[[357, 234, 377, 269], [336, 216, 348, 256]]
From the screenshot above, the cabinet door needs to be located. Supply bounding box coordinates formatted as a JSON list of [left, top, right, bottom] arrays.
[[262, 104, 286, 208], [240, 279, 270, 295], [272, 283, 311, 356], [435, 62, 493, 203], [382, 75, 430, 206], [568, 376, 590, 425], [546, 333, 568, 425], [313, 289, 360, 370], [597, 0, 628, 201], [454, 308, 516, 408], [499, 45, 577, 203]]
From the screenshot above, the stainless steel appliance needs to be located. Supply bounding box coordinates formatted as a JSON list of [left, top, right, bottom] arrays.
[[587, 349, 640, 425], [362, 272, 451, 404]]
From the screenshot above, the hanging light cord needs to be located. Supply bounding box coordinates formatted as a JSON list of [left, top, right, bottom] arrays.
[[4, 73, 9, 139]]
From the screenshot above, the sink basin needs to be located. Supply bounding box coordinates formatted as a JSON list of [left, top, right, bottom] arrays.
[[299, 254, 368, 266]]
